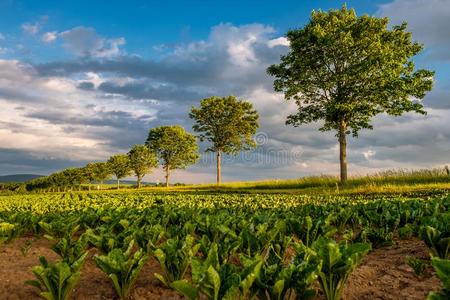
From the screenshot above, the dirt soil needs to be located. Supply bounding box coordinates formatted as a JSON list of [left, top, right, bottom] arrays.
[[342, 238, 441, 300], [0, 236, 442, 300]]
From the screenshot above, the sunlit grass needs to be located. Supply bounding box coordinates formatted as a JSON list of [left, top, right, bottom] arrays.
[[88, 167, 450, 196], [27, 168, 449, 197]]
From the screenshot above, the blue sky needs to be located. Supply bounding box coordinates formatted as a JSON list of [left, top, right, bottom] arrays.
[[0, 0, 389, 62], [0, 0, 449, 183]]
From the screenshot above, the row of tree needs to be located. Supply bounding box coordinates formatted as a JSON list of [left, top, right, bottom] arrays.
[[28, 6, 435, 189], [27, 96, 259, 191]]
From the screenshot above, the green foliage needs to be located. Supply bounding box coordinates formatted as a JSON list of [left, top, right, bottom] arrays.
[[398, 224, 415, 239], [94, 240, 148, 300], [133, 223, 166, 253], [357, 226, 394, 248], [420, 225, 450, 259], [107, 154, 132, 188], [405, 256, 427, 278], [127, 144, 158, 188], [83, 163, 97, 185], [51, 233, 88, 265], [287, 243, 322, 299], [1, 186, 450, 299], [312, 237, 371, 300], [26, 254, 87, 300], [427, 257, 450, 300], [0, 221, 19, 244], [253, 242, 321, 300], [267, 6, 434, 181], [172, 244, 264, 300], [38, 217, 80, 239], [146, 125, 199, 186], [171, 242, 221, 299], [267, 6, 433, 136], [190, 95, 259, 154], [20, 239, 33, 256], [92, 162, 112, 184], [153, 234, 200, 286]]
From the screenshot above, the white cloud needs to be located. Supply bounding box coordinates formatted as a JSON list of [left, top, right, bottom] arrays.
[[21, 16, 48, 36], [377, 0, 450, 60], [21, 23, 40, 35], [0, 33, 4, 40], [41, 31, 58, 43], [4, 17, 450, 181], [59, 27, 125, 58], [0, 60, 157, 166], [363, 149, 376, 160], [267, 37, 289, 48]]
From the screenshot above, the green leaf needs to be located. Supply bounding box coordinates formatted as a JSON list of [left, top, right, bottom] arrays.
[[154, 273, 168, 287], [171, 280, 199, 300]]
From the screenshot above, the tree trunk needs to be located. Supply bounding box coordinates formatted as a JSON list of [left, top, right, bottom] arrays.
[[216, 151, 221, 185], [137, 175, 141, 189], [338, 120, 348, 182], [165, 165, 170, 188], [117, 178, 120, 190]]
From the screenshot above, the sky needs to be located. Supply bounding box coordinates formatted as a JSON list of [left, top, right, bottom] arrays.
[[0, 0, 449, 183]]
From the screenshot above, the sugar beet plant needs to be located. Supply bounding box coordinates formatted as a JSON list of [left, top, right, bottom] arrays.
[[94, 240, 148, 300], [26, 253, 88, 300], [172, 243, 264, 300], [427, 257, 450, 300], [252, 242, 321, 300], [312, 237, 371, 300], [153, 234, 201, 286], [0, 191, 448, 298]]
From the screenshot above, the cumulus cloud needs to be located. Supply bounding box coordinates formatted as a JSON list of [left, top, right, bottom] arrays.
[[41, 31, 58, 43], [0, 60, 159, 175], [21, 16, 48, 36], [21, 23, 40, 35], [59, 26, 125, 58], [2, 15, 450, 181], [267, 37, 289, 48], [377, 0, 450, 60]]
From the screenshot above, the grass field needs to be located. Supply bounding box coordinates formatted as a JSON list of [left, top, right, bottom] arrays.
[[104, 168, 450, 196]]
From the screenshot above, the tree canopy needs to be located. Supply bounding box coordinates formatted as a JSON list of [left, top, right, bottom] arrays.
[[127, 144, 158, 188], [146, 125, 199, 187], [189, 95, 259, 184], [108, 154, 132, 189], [267, 6, 434, 181]]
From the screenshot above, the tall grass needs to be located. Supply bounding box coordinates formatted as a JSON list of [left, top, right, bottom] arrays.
[[157, 167, 450, 194]]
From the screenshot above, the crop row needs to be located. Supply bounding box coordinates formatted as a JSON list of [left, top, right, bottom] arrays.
[[0, 192, 449, 299]]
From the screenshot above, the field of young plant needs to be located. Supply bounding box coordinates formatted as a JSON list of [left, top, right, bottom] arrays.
[[0, 191, 449, 300]]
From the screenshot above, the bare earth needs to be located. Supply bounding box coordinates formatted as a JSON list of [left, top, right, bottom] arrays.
[[0, 237, 442, 300]]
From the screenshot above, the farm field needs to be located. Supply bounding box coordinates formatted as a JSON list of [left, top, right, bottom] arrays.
[[1, 1, 449, 300], [0, 182, 449, 299]]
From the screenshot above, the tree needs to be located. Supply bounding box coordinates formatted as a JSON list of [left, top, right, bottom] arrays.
[[267, 6, 434, 182], [61, 168, 86, 191], [107, 154, 132, 189], [127, 144, 158, 189], [146, 125, 199, 187], [83, 163, 97, 191], [190, 96, 259, 184], [92, 162, 112, 188]]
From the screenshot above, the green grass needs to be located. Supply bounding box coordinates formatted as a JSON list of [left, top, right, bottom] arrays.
[[77, 167, 450, 197], [7, 167, 448, 197]]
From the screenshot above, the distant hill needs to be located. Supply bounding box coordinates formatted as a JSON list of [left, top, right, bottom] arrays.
[[0, 174, 44, 183]]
